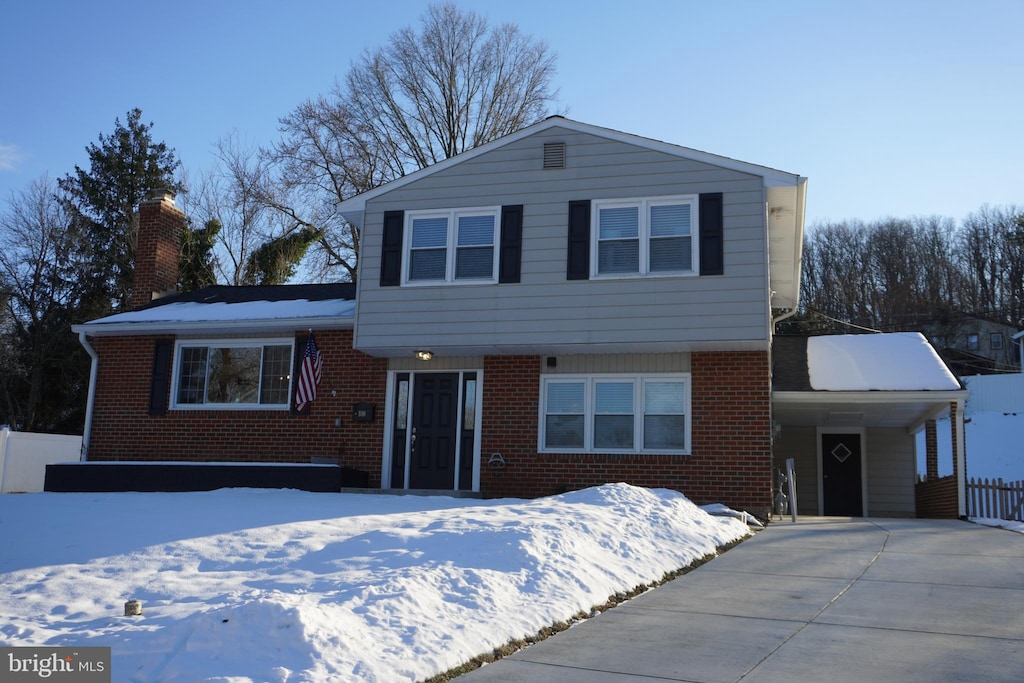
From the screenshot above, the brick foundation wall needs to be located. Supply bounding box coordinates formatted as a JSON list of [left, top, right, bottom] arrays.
[[86, 329, 388, 485], [915, 475, 959, 518], [479, 351, 773, 515]]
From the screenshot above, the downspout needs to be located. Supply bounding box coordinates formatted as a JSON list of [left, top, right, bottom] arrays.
[[772, 306, 798, 325], [78, 331, 99, 462]]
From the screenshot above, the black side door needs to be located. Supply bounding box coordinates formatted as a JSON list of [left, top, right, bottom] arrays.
[[822, 432, 863, 516]]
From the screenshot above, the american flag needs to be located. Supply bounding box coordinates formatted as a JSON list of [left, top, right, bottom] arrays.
[[295, 332, 322, 412]]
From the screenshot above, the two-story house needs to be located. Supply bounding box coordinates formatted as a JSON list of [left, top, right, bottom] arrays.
[[72, 117, 968, 519], [334, 116, 806, 514]]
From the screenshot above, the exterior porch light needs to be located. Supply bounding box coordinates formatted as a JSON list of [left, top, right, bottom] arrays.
[[415, 350, 433, 361]]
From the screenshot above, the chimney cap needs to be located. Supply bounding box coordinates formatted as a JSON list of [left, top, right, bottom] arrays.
[[144, 187, 177, 204]]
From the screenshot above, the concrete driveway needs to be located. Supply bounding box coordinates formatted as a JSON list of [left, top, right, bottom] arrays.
[[459, 518, 1024, 682]]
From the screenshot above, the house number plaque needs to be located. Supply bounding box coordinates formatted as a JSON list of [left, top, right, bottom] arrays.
[[352, 402, 375, 422]]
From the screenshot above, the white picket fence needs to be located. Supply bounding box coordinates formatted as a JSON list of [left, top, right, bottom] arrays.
[[967, 477, 1024, 522], [0, 428, 83, 493]]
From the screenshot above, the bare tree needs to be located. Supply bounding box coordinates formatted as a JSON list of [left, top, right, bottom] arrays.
[[0, 176, 91, 430], [182, 134, 320, 286], [797, 207, 1024, 342], [346, 2, 558, 174], [956, 205, 1024, 327], [263, 2, 560, 282]]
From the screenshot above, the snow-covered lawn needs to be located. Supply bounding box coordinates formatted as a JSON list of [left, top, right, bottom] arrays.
[[0, 484, 751, 682]]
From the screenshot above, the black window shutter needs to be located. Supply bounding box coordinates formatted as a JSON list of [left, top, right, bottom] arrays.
[[567, 200, 591, 280], [148, 339, 172, 415], [291, 333, 310, 415], [699, 192, 724, 276], [499, 205, 523, 283], [380, 210, 405, 286]]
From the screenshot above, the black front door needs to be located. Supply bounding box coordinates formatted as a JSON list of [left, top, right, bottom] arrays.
[[821, 432, 863, 516], [409, 373, 459, 490]]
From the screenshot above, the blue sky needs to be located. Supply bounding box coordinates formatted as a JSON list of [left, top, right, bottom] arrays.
[[1, 0, 1021, 226]]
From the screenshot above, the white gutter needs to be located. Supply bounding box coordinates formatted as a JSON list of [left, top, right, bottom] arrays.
[[71, 316, 355, 338], [772, 389, 967, 405], [77, 331, 99, 462]]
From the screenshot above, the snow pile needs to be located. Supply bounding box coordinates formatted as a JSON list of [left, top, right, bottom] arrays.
[[971, 517, 1024, 534], [0, 484, 750, 682], [808, 332, 961, 391]]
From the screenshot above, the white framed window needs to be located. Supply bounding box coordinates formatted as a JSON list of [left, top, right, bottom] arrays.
[[404, 207, 500, 284], [171, 338, 294, 410], [990, 333, 1004, 350], [592, 195, 698, 277], [540, 374, 691, 454]]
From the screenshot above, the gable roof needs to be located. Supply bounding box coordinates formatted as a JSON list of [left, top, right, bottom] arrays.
[[337, 116, 806, 226], [73, 284, 356, 337], [337, 116, 808, 311]]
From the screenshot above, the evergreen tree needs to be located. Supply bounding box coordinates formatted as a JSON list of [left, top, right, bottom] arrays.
[[58, 108, 183, 311], [179, 218, 221, 291]]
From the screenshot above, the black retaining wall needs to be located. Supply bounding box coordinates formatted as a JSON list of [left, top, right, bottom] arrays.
[[44, 462, 370, 493]]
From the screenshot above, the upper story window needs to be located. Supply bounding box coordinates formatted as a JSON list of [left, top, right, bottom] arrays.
[[592, 195, 698, 277], [990, 333, 1004, 350], [405, 207, 500, 284], [172, 339, 293, 410], [967, 333, 979, 351]]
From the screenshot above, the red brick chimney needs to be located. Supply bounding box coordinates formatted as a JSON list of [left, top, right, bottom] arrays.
[[131, 189, 184, 309]]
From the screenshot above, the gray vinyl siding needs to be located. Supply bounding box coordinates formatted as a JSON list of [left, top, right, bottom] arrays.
[[355, 126, 769, 355], [541, 353, 690, 374], [866, 428, 916, 517], [775, 426, 819, 516], [774, 426, 915, 517], [388, 356, 484, 371]]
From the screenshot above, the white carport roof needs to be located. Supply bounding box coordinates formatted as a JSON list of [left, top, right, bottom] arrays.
[[772, 333, 967, 432]]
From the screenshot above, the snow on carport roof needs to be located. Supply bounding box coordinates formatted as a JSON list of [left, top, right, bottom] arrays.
[[807, 332, 961, 391]]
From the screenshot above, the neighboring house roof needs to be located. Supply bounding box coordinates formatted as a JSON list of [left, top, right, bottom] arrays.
[[337, 116, 808, 312], [773, 332, 967, 430], [73, 284, 356, 337]]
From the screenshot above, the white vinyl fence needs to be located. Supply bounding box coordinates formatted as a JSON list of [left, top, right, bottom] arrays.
[[968, 477, 1024, 522], [963, 373, 1024, 413], [0, 428, 82, 493]]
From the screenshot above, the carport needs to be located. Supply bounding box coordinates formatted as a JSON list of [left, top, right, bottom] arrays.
[[772, 333, 968, 517]]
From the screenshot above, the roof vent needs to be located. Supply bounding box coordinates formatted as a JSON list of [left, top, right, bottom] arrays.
[[543, 141, 565, 169]]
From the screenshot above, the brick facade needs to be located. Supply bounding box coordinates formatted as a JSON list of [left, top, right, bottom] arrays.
[[88, 330, 772, 510], [925, 419, 939, 480], [479, 351, 773, 515], [915, 475, 959, 518], [86, 330, 389, 485]]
